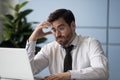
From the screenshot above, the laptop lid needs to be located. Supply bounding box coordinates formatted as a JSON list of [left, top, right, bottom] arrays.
[[0, 48, 34, 80]]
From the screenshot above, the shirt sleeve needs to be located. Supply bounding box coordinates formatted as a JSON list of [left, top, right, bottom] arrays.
[[26, 40, 36, 60], [69, 38, 109, 80], [25, 40, 49, 75]]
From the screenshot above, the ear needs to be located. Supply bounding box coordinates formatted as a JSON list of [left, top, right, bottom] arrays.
[[71, 21, 76, 30]]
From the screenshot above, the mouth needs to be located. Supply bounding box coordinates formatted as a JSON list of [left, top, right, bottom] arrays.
[[56, 37, 64, 42]]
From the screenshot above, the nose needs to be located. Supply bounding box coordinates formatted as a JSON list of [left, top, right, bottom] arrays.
[[55, 30, 61, 37]]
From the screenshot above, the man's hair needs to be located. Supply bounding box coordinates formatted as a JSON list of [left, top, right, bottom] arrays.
[[47, 9, 75, 26]]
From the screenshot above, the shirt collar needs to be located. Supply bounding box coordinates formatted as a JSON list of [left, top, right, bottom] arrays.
[[70, 34, 79, 47]]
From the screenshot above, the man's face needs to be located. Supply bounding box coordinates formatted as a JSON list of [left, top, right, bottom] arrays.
[[51, 18, 75, 46]]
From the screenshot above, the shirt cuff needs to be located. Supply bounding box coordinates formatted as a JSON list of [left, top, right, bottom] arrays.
[[69, 70, 80, 79], [26, 40, 36, 53]]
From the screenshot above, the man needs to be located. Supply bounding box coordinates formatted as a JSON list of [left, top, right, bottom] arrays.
[[26, 9, 108, 80]]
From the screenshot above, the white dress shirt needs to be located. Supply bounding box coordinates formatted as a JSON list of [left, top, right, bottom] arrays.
[[26, 34, 109, 80]]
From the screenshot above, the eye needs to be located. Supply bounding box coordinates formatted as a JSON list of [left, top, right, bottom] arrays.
[[58, 26, 64, 31]]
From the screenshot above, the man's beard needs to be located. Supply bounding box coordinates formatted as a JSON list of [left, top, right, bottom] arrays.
[[56, 36, 66, 45], [56, 33, 73, 46]]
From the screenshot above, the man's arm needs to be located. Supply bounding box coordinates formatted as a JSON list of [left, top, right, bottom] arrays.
[[26, 21, 52, 75], [69, 39, 109, 80], [29, 21, 52, 41], [44, 72, 71, 80]]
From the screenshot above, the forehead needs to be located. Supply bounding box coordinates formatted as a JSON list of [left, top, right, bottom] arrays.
[[51, 18, 67, 28]]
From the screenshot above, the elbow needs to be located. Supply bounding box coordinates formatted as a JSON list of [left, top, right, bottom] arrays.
[[98, 68, 109, 79], [104, 70, 109, 79]]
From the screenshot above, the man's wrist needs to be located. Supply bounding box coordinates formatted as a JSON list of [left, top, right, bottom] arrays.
[[29, 35, 37, 42], [64, 72, 71, 79]]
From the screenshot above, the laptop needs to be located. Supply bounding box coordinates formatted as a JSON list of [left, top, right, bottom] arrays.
[[0, 48, 43, 80]]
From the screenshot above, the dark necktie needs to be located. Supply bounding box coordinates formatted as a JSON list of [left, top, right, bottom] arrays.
[[64, 45, 74, 72]]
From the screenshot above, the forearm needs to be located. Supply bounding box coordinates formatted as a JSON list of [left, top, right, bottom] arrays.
[[29, 21, 52, 42], [26, 40, 49, 75], [70, 67, 108, 80], [44, 72, 71, 80], [26, 40, 38, 74]]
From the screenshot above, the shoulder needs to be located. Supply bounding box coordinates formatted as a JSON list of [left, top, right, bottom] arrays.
[[76, 35, 101, 47], [78, 35, 104, 55], [78, 35, 100, 43]]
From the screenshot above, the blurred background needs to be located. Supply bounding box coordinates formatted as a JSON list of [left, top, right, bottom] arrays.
[[0, 0, 120, 80]]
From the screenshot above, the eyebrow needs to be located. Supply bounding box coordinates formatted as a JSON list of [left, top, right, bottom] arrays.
[[52, 24, 64, 30]]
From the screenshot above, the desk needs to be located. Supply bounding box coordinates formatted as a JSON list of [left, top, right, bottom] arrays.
[[0, 76, 44, 80]]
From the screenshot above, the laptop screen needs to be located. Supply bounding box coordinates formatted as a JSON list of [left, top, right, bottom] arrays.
[[0, 48, 34, 80]]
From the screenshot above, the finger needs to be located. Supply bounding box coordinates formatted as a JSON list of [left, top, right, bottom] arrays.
[[44, 74, 56, 80], [44, 31, 52, 35], [46, 76, 57, 80], [44, 76, 49, 80], [40, 21, 51, 27]]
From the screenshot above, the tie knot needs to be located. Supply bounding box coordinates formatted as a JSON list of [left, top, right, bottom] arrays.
[[64, 45, 74, 53]]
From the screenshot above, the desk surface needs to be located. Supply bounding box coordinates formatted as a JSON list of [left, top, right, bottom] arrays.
[[0, 76, 44, 80]]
